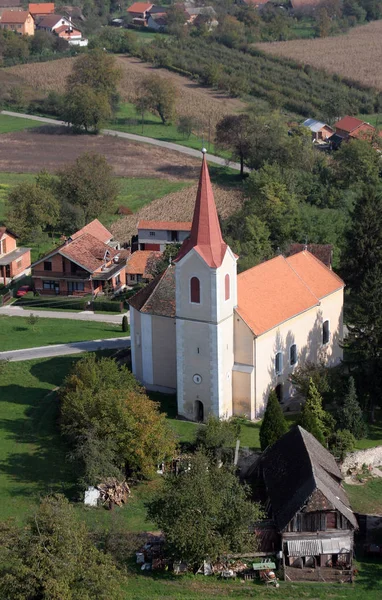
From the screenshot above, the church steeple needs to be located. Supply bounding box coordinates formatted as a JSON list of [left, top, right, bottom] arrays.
[[175, 150, 227, 268]]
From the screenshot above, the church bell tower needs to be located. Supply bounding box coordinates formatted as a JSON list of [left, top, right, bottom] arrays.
[[174, 150, 237, 422]]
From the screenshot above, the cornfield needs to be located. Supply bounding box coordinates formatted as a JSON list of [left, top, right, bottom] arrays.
[[110, 183, 244, 244], [257, 20, 382, 91], [5, 55, 244, 131]]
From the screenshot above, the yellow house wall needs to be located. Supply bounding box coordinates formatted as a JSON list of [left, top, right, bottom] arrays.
[[253, 289, 344, 417], [23, 14, 35, 35]]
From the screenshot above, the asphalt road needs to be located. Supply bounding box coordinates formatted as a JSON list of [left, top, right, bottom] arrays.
[[0, 304, 129, 324], [1, 110, 246, 172], [0, 336, 131, 362]]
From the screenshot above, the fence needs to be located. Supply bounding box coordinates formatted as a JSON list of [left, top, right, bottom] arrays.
[[0, 291, 12, 306]]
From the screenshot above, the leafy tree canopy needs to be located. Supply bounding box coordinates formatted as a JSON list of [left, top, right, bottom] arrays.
[[135, 74, 177, 125]]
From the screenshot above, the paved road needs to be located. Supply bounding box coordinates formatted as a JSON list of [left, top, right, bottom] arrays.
[[1, 110, 246, 172], [0, 304, 129, 324], [0, 336, 131, 362]]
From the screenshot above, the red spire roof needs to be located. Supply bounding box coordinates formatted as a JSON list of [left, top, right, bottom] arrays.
[[175, 153, 227, 267]]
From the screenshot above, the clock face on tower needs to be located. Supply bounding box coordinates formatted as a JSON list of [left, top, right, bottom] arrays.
[[193, 374, 202, 384]]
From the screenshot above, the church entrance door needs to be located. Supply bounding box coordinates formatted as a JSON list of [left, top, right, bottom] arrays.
[[195, 400, 204, 422], [275, 384, 283, 403]]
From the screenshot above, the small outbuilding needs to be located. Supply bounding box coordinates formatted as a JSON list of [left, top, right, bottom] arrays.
[[302, 118, 334, 142]]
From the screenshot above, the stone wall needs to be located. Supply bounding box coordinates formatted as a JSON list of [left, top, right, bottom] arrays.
[[341, 445, 382, 474]]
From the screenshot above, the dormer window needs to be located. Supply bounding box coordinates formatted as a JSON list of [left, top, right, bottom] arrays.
[[225, 274, 230, 301], [190, 277, 200, 304]]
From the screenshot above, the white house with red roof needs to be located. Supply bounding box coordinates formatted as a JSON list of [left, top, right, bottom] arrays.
[[137, 220, 192, 251], [129, 152, 344, 422]]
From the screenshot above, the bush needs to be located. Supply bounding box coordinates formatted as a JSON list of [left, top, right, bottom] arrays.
[[122, 315, 128, 332], [328, 429, 356, 461], [92, 299, 123, 312]]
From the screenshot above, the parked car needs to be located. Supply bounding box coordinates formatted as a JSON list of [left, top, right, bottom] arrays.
[[16, 285, 32, 297]]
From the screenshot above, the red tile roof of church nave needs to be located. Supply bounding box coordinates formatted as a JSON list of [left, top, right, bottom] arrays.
[[236, 251, 344, 336]]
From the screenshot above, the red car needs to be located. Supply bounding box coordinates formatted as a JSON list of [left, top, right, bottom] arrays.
[[16, 285, 32, 297]]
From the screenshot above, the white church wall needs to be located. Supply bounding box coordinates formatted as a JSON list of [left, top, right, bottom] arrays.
[[216, 248, 238, 323], [232, 367, 254, 418], [233, 311, 254, 366], [217, 313, 234, 418], [130, 308, 143, 383], [152, 314, 177, 389], [141, 312, 154, 385], [176, 249, 214, 323], [253, 288, 344, 417]]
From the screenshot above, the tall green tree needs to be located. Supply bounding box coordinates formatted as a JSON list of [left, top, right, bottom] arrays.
[[68, 49, 121, 101], [135, 75, 177, 125], [224, 213, 273, 272], [147, 451, 262, 568], [63, 85, 111, 133], [259, 390, 288, 451], [0, 494, 124, 600], [299, 378, 332, 444], [195, 415, 241, 463], [57, 152, 119, 225], [335, 377, 366, 439], [6, 180, 59, 242], [215, 114, 252, 177]]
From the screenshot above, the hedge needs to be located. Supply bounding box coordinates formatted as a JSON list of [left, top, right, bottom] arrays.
[[15, 296, 88, 311], [92, 299, 123, 313]]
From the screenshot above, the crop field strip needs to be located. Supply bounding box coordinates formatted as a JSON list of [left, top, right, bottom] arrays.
[[257, 20, 382, 92]]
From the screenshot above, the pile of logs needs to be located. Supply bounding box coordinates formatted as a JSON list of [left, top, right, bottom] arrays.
[[97, 478, 131, 508]]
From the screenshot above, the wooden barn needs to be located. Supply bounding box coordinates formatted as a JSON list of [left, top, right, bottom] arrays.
[[257, 426, 358, 582]]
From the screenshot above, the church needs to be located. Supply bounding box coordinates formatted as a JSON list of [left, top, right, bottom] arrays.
[[129, 152, 344, 422]]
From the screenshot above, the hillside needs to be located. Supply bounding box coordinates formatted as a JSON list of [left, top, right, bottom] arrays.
[[257, 20, 382, 91]]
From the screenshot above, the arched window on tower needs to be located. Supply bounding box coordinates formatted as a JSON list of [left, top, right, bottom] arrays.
[[190, 277, 200, 303], [225, 274, 230, 301]]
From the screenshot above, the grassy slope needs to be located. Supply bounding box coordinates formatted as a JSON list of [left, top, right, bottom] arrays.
[[0, 114, 44, 134], [0, 315, 128, 350], [344, 478, 382, 515], [355, 407, 382, 449], [109, 103, 225, 155]]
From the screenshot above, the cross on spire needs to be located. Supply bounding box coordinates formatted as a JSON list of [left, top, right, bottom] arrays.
[[175, 151, 227, 268]]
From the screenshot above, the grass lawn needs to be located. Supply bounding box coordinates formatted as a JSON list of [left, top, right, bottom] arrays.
[[357, 113, 382, 127], [355, 406, 382, 449], [0, 113, 45, 135], [109, 102, 228, 157], [0, 315, 128, 351], [344, 478, 382, 515]]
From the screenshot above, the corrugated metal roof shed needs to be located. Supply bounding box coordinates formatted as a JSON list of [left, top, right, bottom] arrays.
[[303, 118, 328, 133]]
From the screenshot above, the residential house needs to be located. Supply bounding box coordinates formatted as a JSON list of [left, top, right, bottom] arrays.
[[302, 118, 334, 143], [185, 5, 217, 25], [147, 5, 168, 30], [129, 153, 344, 420], [255, 426, 358, 582], [31, 219, 126, 296], [0, 9, 35, 34], [35, 12, 87, 43], [137, 220, 192, 251], [127, 2, 153, 25], [0, 227, 31, 285], [126, 249, 161, 285], [28, 3, 55, 17], [334, 116, 375, 140]]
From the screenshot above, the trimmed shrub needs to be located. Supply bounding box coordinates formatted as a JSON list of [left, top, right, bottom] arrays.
[[122, 315, 128, 332], [92, 299, 123, 313]]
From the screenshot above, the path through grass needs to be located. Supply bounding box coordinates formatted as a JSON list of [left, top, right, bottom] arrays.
[[0, 315, 128, 351]]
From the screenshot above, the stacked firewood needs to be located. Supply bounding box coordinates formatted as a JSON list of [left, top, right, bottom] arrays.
[[97, 478, 131, 508]]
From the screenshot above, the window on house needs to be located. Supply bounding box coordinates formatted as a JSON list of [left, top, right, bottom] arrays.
[[190, 277, 200, 303], [115, 274, 121, 285], [43, 280, 58, 290], [323, 320, 330, 345], [149, 231, 155, 237], [275, 352, 283, 375], [326, 512, 337, 529], [44, 261, 52, 271], [225, 273, 230, 301], [290, 344, 297, 366], [16, 259, 22, 270], [68, 281, 84, 292]]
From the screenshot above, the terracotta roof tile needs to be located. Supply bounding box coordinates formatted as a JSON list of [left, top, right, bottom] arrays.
[[1, 9, 30, 22], [129, 264, 175, 317], [335, 116, 364, 133], [138, 220, 192, 231], [236, 251, 343, 336], [127, 2, 153, 13], [70, 219, 112, 244], [126, 250, 162, 275], [60, 233, 118, 272], [29, 2, 54, 14], [288, 243, 333, 268]]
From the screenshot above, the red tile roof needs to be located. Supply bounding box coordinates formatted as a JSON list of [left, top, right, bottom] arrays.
[[127, 2, 153, 13], [126, 250, 162, 275], [28, 2, 54, 14], [60, 233, 118, 273], [236, 251, 343, 336], [70, 219, 112, 244], [55, 24, 80, 35], [138, 220, 192, 231], [175, 154, 227, 268], [335, 116, 364, 134], [37, 13, 62, 26], [348, 122, 377, 140], [1, 9, 30, 22], [288, 243, 333, 269]]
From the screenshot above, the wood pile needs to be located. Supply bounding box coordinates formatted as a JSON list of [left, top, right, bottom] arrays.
[[97, 478, 131, 508]]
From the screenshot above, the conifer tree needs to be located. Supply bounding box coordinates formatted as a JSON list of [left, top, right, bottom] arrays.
[[299, 404, 326, 446], [259, 390, 288, 451], [298, 378, 330, 445], [336, 377, 367, 439]]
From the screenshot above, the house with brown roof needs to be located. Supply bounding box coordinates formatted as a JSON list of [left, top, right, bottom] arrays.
[[126, 249, 162, 285], [0, 227, 31, 285], [334, 116, 375, 140], [137, 220, 192, 251], [253, 426, 357, 582], [31, 219, 126, 296], [0, 9, 35, 34], [36, 12, 87, 44], [28, 3, 55, 17], [129, 152, 344, 421], [127, 2, 153, 25]]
